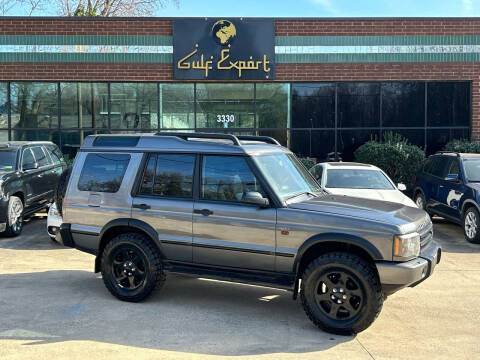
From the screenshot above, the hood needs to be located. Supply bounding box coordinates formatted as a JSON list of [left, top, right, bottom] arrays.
[[326, 188, 417, 208], [288, 194, 428, 233]]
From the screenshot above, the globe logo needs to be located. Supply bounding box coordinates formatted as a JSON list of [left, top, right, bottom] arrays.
[[211, 20, 237, 46]]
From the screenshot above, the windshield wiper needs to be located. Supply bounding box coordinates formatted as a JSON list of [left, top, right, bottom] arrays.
[[286, 191, 318, 201]]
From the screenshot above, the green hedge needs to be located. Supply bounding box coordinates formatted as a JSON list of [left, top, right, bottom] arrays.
[[354, 132, 425, 191], [444, 139, 480, 153], [300, 157, 316, 170]]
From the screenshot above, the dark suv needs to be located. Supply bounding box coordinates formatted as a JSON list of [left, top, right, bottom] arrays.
[[413, 152, 480, 243], [0, 141, 66, 236]]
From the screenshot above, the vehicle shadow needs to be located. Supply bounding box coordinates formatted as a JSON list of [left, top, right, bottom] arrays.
[[0, 270, 352, 356], [432, 217, 480, 253]]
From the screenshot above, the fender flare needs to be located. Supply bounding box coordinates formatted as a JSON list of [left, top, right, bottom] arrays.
[[292, 232, 383, 275], [460, 199, 480, 217]]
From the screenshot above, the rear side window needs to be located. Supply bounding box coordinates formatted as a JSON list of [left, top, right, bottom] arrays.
[[31, 146, 50, 167], [424, 156, 448, 178], [138, 154, 195, 198], [78, 153, 130, 193], [46, 144, 64, 165]]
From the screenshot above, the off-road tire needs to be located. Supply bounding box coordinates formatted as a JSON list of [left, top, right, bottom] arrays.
[[54, 167, 71, 218], [414, 192, 426, 210], [463, 206, 480, 244], [3, 196, 24, 237], [101, 232, 165, 302], [300, 252, 383, 335]]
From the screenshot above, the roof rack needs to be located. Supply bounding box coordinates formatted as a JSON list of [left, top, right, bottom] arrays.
[[435, 151, 460, 157], [155, 132, 280, 146]]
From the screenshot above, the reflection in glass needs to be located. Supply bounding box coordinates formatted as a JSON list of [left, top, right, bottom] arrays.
[[160, 84, 194, 129], [0, 83, 7, 128], [196, 83, 254, 129], [427, 82, 470, 127], [12, 129, 59, 144], [382, 129, 425, 148], [60, 130, 94, 162], [337, 129, 380, 162], [338, 83, 380, 128], [11, 82, 58, 128], [291, 83, 335, 128], [110, 83, 157, 129], [61, 83, 108, 129], [426, 128, 470, 156], [78, 153, 130, 193], [382, 83, 425, 127]]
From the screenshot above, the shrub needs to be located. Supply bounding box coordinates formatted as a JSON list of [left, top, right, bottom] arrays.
[[444, 139, 480, 153], [299, 157, 316, 170], [354, 132, 425, 191]]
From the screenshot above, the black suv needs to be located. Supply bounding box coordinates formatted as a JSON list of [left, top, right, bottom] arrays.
[[0, 142, 66, 236]]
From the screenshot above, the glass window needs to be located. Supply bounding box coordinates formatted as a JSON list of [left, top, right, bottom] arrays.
[[201, 155, 264, 202], [78, 153, 130, 193], [0, 150, 17, 171], [427, 82, 470, 127], [139, 155, 156, 195], [12, 130, 59, 144], [311, 164, 323, 182], [256, 83, 290, 129], [382, 83, 425, 127], [253, 153, 321, 202], [110, 83, 158, 130], [257, 129, 288, 147], [0, 83, 7, 129], [447, 158, 460, 177], [11, 82, 58, 128], [311, 130, 336, 161], [61, 83, 108, 128], [160, 84, 194, 129], [382, 129, 425, 148], [149, 154, 195, 198], [45, 144, 64, 165], [31, 146, 50, 167], [428, 156, 449, 178], [196, 83, 254, 129], [337, 129, 380, 162], [337, 83, 380, 128], [291, 83, 335, 129], [326, 169, 394, 189], [463, 159, 480, 182], [22, 148, 35, 168], [426, 128, 469, 156]]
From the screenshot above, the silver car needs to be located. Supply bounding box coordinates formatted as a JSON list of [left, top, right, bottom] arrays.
[[56, 132, 441, 335]]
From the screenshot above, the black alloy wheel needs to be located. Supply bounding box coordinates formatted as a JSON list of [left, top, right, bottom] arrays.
[[110, 244, 148, 291]]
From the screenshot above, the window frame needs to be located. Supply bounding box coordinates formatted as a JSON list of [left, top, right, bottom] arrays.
[[21, 147, 36, 170], [135, 152, 197, 200]]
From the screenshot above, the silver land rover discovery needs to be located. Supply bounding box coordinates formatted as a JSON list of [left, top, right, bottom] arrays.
[[56, 132, 441, 335]]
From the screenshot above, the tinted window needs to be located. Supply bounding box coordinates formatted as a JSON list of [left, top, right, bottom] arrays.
[[427, 82, 470, 127], [326, 169, 394, 189], [0, 150, 16, 171], [447, 158, 460, 177], [78, 153, 130, 192], [337, 83, 380, 128], [139, 154, 195, 198], [382, 83, 425, 127], [31, 146, 50, 167], [311, 165, 323, 182], [429, 156, 449, 178], [291, 83, 335, 128], [201, 156, 264, 202], [22, 148, 35, 168], [46, 144, 64, 165]]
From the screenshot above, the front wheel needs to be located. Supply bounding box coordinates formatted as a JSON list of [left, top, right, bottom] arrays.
[[415, 192, 426, 210], [3, 196, 23, 237], [101, 232, 166, 302], [300, 252, 383, 335], [464, 207, 480, 244]]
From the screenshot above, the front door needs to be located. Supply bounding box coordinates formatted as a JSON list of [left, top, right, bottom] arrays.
[[21, 147, 49, 209], [437, 157, 466, 220], [131, 153, 195, 262], [193, 155, 276, 271]]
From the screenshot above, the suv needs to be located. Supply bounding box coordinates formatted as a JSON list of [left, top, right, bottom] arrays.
[[56, 133, 441, 335], [0, 141, 66, 236], [414, 152, 480, 244]]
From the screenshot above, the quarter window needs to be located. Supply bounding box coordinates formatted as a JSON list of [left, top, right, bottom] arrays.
[[78, 153, 130, 193], [138, 154, 195, 198], [201, 156, 265, 202]]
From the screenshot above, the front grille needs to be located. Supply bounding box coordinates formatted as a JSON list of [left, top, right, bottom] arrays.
[[417, 217, 433, 247]]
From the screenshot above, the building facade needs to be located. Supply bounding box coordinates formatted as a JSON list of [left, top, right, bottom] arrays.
[[0, 17, 477, 161]]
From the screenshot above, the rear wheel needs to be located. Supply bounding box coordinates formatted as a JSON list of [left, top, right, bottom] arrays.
[[3, 196, 23, 237], [300, 252, 383, 335], [464, 207, 480, 244], [101, 232, 166, 302]]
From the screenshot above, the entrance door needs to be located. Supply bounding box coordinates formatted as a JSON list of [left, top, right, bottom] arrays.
[[193, 155, 276, 271]]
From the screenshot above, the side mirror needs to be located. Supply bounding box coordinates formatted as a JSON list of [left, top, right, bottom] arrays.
[[23, 162, 38, 171], [445, 173, 459, 182], [397, 183, 407, 191], [242, 192, 270, 208]]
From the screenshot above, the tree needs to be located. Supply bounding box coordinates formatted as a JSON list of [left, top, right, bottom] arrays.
[[1, 0, 43, 15]]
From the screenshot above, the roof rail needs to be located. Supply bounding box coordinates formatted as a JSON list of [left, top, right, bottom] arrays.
[[155, 132, 241, 146], [236, 135, 281, 145], [435, 151, 460, 156]]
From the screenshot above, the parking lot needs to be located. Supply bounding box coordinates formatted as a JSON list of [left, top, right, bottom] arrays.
[[0, 216, 479, 360]]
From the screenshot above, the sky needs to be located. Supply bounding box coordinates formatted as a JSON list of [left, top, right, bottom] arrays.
[[9, 0, 480, 17]]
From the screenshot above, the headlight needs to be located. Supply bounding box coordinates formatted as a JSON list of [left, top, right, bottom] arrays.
[[49, 206, 59, 217], [393, 232, 420, 261]]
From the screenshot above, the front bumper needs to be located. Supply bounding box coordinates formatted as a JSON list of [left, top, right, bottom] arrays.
[[376, 240, 441, 295]]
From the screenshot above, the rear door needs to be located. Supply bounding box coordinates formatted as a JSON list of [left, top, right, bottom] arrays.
[[192, 155, 276, 271], [428, 156, 451, 214], [20, 147, 42, 209], [131, 153, 195, 262]]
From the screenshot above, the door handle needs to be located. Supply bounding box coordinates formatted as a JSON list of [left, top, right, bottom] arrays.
[[194, 208, 213, 216], [133, 203, 151, 210]]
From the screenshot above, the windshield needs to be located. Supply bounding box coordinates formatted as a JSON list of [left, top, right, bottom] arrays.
[[326, 169, 394, 189], [463, 159, 480, 182], [0, 150, 16, 171], [253, 153, 321, 201]]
